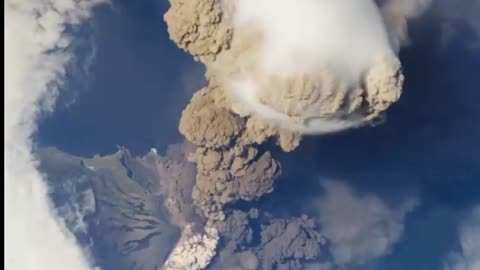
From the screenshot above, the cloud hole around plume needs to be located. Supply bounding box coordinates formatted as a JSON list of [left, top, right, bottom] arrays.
[[35, 0, 206, 157]]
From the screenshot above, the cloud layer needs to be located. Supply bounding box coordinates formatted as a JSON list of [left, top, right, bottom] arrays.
[[4, 1, 103, 269]]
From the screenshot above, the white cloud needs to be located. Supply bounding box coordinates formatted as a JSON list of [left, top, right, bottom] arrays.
[[312, 180, 418, 267], [233, 0, 394, 81], [56, 176, 96, 235], [4, 1, 104, 269], [444, 206, 480, 270]]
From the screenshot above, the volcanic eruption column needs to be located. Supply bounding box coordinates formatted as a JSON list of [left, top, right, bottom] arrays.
[[162, 0, 429, 269]]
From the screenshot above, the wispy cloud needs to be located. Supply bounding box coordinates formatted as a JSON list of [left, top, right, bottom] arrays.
[[312, 180, 418, 268], [5, 1, 104, 269], [444, 206, 480, 270]]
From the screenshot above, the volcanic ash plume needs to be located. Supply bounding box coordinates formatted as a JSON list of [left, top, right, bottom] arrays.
[[177, 86, 299, 220], [164, 0, 410, 219], [163, 0, 428, 269], [207, 209, 327, 270], [168, 0, 408, 134], [221, 0, 407, 135]]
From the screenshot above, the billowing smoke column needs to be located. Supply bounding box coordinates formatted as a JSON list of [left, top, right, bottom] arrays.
[[164, 0, 408, 221], [162, 0, 429, 269], [166, 0, 411, 135], [219, 0, 404, 135]]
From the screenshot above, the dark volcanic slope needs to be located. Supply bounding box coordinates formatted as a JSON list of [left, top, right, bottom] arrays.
[[38, 147, 185, 270]]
